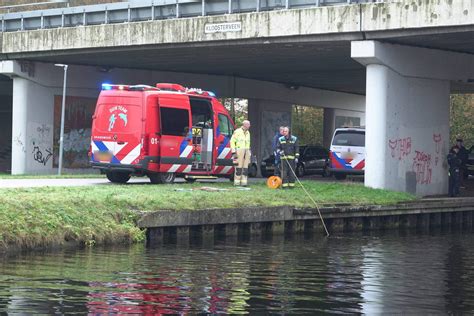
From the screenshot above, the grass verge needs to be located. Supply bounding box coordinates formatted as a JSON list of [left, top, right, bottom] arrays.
[[0, 173, 102, 179], [0, 181, 415, 250]]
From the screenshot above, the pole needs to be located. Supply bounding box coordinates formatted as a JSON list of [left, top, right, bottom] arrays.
[[57, 64, 68, 175]]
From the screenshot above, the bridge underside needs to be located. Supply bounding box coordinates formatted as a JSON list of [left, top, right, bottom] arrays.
[[1, 2, 474, 196], [14, 26, 474, 95]]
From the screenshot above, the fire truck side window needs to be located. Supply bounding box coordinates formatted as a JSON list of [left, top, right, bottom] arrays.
[[190, 98, 213, 128], [218, 114, 232, 137], [160, 107, 189, 136]]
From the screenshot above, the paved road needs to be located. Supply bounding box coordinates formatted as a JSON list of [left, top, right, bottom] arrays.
[[0, 176, 255, 188], [0, 174, 351, 189]]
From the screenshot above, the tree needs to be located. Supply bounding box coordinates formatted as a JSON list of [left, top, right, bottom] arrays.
[[220, 98, 248, 126], [450, 94, 474, 148], [291, 105, 324, 146]]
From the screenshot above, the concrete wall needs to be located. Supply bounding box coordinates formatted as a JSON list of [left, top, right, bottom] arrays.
[[12, 77, 56, 174], [5, 62, 101, 174], [2, 1, 473, 56], [0, 90, 12, 173], [2, 60, 362, 174], [365, 64, 449, 196], [1, 5, 362, 54], [248, 99, 292, 166], [323, 107, 365, 148], [352, 41, 464, 196]]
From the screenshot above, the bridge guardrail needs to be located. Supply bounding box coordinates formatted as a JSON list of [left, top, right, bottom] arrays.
[[0, 0, 384, 32]]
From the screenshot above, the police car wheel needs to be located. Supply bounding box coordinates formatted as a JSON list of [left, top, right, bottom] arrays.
[[296, 164, 305, 177], [106, 171, 131, 184], [248, 164, 258, 178], [334, 173, 347, 180], [322, 166, 332, 178]]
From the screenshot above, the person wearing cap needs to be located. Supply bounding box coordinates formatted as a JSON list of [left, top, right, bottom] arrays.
[[230, 120, 251, 186], [272, 126, 285, 177], [456, 138, 469, 187], [447, 145, 462, 197], [277, 126, 299, 189]]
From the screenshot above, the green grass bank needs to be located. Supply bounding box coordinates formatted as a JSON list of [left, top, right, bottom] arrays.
[[0, 181, 415, 250]]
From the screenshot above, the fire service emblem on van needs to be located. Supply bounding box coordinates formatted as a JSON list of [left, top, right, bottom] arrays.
[[108, 106, 128, 131]]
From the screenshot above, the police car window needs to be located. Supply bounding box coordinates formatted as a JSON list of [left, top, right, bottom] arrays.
[[315, 147, 326, 156], [332, 131, 365, 147], [218, 114, 232, 137], [160, 107, 189, 136], [306, 147, 317, 157], [299, 146, 307, 156]]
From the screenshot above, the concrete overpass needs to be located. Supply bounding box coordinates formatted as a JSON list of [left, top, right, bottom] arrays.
[[0, 0, 474, 196]]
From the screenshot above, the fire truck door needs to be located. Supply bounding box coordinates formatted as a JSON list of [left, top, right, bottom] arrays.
[[190, 97, 214, 172], [201, 128, 213, 168], [158, 104, 192, 173]]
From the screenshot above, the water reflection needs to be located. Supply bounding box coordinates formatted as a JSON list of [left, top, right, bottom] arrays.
[[1, 231, 474, 313]]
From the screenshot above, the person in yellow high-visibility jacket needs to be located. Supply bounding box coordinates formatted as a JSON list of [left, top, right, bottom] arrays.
[[230, 120, 251, 186]]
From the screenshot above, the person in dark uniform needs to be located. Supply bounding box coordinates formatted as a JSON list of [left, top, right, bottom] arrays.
[[272, 126, 285, 176], [447, 146, 462, 197], [456, 138, 469, 187], [277, 126, 299, 189]]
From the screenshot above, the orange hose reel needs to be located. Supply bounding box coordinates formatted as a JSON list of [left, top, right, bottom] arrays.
[[267, 176, 282, 189]]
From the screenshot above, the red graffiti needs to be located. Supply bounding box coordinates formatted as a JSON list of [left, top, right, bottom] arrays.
[[388, 137, 412, 160], [412, 150, 432, 185], [433, 134, 442, 154]]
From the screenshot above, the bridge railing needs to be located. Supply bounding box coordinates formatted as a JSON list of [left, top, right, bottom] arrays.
[[0, 0, 383, 32]]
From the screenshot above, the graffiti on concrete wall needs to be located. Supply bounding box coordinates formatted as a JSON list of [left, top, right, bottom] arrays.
[[433, 133, 442, 166], [412, 150, 432, 185], [388, 137, 412, 160], [32, 145, 52, 166], [28, 122, 53, 168], [54, 96, 96, 168], [13, 133, 25, 153], [388, 130, 448, 186]]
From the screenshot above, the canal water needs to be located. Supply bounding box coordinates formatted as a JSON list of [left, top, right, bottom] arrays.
[[1, 230, 473, 314]]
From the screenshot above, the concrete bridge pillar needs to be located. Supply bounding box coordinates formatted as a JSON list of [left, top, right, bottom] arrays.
[[11, 77, 55, 174], [352, 41, 474, 196], [247, 99, 292, 170]]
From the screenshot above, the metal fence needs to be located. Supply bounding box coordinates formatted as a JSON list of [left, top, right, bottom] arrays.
[[0, 0, 384, 32]]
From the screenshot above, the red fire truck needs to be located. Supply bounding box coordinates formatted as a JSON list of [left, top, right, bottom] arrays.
[[89, 83, 235, 184]]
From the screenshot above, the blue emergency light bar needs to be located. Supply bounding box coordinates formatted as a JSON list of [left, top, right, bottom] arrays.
[[101, 83, 129, 90]]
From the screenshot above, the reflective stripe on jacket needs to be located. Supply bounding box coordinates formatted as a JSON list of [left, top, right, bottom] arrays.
[[278, 135, 299, 160], [230, 127, 251, 150]]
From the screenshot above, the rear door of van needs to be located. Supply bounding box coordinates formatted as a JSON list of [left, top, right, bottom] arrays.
[[330, 129, 365, 172], [214, 108, 234, 176], [91, 91, 143, 165], [157, 94, 193, 174]]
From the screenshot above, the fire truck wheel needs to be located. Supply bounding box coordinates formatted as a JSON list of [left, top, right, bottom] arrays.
[[149, 172, 176, 184], [106, 171, 131, 184], [185, 178, 196, 183]]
